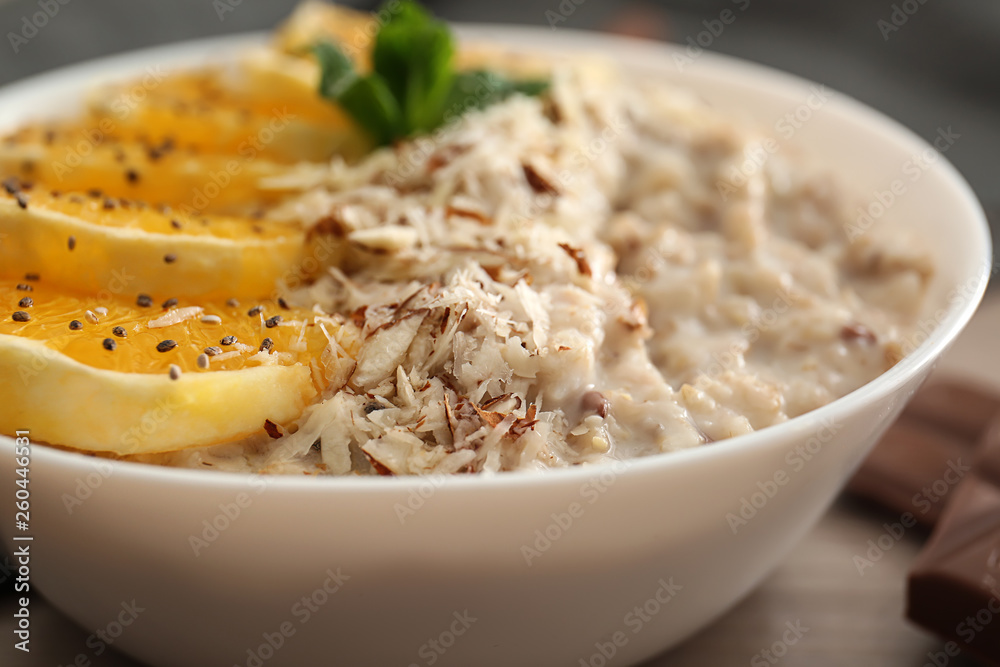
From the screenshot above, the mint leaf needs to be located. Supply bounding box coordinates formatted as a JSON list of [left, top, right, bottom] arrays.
[[314, 41, 356, 98], [315, 1, 549, 147], [315, 40, 405, 145], [447, 70, 550, 114], [338, 76, 405, 146], [508, 79, 550, 98], [373, 0, 454, 133]]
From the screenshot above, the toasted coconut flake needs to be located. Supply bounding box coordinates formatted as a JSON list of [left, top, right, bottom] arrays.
[[147, 306, 203, 329]]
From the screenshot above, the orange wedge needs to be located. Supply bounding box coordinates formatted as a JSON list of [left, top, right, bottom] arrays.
[[0, 135, 294, 214], [272, 1, 375, 65], [0, 183, 309, 299], [80, 63, 371, 163], [0, 279, 357, 454]]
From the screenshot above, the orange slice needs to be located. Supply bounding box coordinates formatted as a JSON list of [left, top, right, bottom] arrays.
[[81, 64, 371, 163], [0, 136, 293, 214], [0, 183, 308, 299], [0, 279, 357, 454], [273, 1, 375, 64]]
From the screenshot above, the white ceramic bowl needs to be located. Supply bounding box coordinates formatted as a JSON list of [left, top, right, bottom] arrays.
[[0, 27, 991, 667]]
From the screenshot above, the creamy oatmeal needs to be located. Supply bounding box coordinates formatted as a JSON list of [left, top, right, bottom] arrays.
[[131, 60, 931, 475]]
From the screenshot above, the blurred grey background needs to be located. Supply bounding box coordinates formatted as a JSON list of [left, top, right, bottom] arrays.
[[0, 0, 996, 244]]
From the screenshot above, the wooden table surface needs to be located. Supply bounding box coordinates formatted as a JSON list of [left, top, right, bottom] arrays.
[[6, 297, 999, 667]]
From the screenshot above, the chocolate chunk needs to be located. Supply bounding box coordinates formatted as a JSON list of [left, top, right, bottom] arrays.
[[847, 381, 1000, 526], [907, 382, 1000, 442], [907, 418, 1000, 664]]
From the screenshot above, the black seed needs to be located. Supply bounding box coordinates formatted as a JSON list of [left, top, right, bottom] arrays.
[[12, 311, 30, 322], [277, 298, 289, 310], [203, 346, 223, 356], [125, 168, 139, 183], [87, 188, 102, 198], [2, 177, 19, 194], [136, 294, 153, 308], [156, 339, 177, 353], [102, 338, 116, 351], [247, 305, 262, 317], [259, 337, 274, 352], [364, 403, 383, 414], [220, 335, 236, 346], [163, 253, 177, 264], [162, 298, 178, 309], [112, 326, 127, 338], [15, 284, 32, 292], [69, 319, 83, 330], [14, 192, 29, 209], [24, 273, 39, 281], [170, 219, 182, 229], [103, 198, 116, 210], [17, 297, 32, 308], [67, 235, 76, 251], [265, 315, 282, 328]]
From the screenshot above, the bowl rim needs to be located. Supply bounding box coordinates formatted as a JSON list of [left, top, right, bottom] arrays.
[[0, 25, 991, 492]]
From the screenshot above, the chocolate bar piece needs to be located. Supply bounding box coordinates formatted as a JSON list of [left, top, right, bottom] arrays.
[[847, 381, 1000, 526], [907, 419, 1000, 666]]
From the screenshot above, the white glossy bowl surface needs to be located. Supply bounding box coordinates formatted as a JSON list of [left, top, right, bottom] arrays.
[[0, 26, 991, 667]]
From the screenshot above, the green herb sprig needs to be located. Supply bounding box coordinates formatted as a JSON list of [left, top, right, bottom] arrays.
[[315, 0, 549, 146]]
